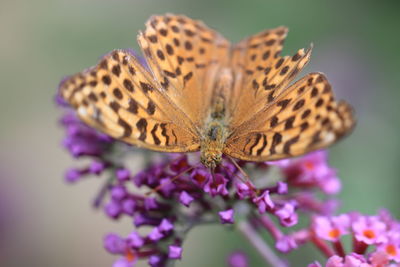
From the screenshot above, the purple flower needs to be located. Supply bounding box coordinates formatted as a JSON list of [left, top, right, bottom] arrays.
[[158, 178, 177, 197], [190, 168, 210, 188], [60, 112, 112, 158], [219, 209, 235, 224], [168, 245, 183, 259], [276, 235, 298, 253], [179, 191, 194, 207], [126, 231, 144, 249], [169, 155, 190, 173], [144, 197, 159, 211], [103, 233, 138, 267], [276, 181, 288, 194], [113, 257, 137, 267], [58, 85, 358, 266], [148, 254, 165, 267], [274, 202, 298, 227], [203, 173, 229, 197], [116, 168, 131, 182], [133, 171, 148, 187], [104, 233, 126, 254], [89, 160, 107, 175], [105, 200, 122, 219], [227, 250, 248, 267], [54, 91, 68, 106], [111, 186, 127, 201], [235, 181, 256, 199], [252, 190, 274, 213], [134, 213, 160, 227], [148, 227, 164, 241], [158, 218, 174, 233], [121, 199, 136, 215], [64, 167, 87, 183]]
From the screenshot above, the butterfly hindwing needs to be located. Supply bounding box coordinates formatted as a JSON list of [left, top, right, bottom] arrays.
[[224, 73, 355, 161]]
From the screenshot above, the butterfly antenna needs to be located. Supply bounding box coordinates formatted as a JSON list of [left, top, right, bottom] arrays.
[[210, 167, 216, 183], [227, 156, 251, 184], [220, 164, 247, 184], [145, 165, 195, 196]]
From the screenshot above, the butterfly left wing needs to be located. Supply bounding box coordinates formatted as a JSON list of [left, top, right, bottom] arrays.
[[224, 73, 355, 161], [59, 50, 200, 152]]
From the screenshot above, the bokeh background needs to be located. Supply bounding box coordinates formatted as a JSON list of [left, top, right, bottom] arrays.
[[1, 0, 399, 266]]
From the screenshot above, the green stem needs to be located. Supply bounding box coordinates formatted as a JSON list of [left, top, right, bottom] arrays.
[[238, 220, 288, 267]]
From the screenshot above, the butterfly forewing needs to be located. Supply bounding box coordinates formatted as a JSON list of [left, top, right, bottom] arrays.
[[224, 73, 355, 161], [60, 50, 200, 152], [138, 14, 231, 127]]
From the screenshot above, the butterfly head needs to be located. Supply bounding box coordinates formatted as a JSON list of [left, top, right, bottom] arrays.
[[200, 150, 222, 169]]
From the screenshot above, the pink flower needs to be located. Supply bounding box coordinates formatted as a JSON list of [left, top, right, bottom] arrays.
[[227, 250, 249, 267], [282, 151, 341, 195], [325, 254, 371, 267], [168, 245, 183, 259], [179, 191, 194, 207], [352, 216, 387, 245], [252, 190, 274, 213], [274, 202, 298, 227], [219, 209, 235, 224], [276, 235, 298, 253], [313, 214, 350, 241], [235, 180, 256, 199], [326, 255, 345, 267], [377, 233, 400, 262], [369, 251, 391, 266]]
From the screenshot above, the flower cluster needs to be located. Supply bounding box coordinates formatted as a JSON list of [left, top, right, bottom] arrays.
[[57, 94, 344, 266], [309, 210, 400, 267], [57, 53, 398, 266]]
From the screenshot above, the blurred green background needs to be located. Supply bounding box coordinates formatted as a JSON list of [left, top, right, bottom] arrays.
[[1, 0, 399, 266]]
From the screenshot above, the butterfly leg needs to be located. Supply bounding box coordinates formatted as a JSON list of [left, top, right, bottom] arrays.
[[227, 156, 255, 189]]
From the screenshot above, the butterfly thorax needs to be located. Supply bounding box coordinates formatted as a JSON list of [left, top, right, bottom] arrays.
[[200, 68, 232, 169]]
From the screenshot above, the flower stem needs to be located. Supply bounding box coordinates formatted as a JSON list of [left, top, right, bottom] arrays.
[[258, 215, 283, 240], [310, 235, 334, 258], [238, 220, 288, 267], [332, 241, 345, 257], [92, 175, 115, 208]]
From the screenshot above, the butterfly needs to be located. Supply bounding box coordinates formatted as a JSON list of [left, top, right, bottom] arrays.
[[59, 14, 355, 169]]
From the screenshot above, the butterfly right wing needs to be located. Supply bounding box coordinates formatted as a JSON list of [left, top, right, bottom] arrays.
[[228, 26, 312, 128], [59, 50, 200, 152], [224, 73, 355, 161]]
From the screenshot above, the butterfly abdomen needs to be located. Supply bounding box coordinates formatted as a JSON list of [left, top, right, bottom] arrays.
[[199, 68, 233, 168]]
